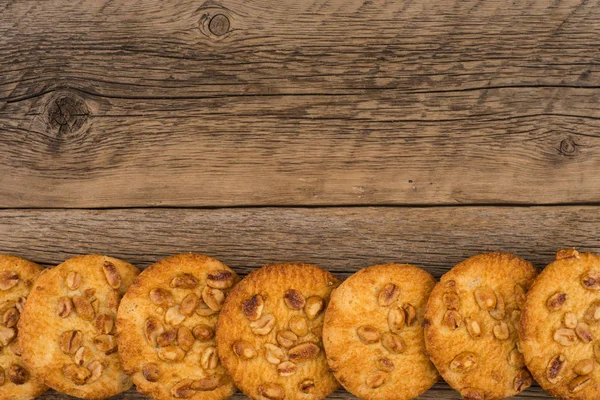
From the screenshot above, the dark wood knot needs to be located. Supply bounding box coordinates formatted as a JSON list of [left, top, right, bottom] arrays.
[[558, 138, 578, 156], [209, 14, 230, 36], [47, 95, 89, 136]]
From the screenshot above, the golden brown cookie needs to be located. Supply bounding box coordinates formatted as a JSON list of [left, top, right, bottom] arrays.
[[216, 263, 339, 400], [424, 252, 537, 400], [18, 255, 139, 400], [117, 253, 239, 400], [0, 255, 47, 400], [520, 249, 600, 399], [322, 264, 438, 400]]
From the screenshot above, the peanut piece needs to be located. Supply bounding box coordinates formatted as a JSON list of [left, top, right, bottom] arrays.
[[0, 326, 15, 346], [461, 388, 484, 400], [170, 274, 198, 289], [157, 330, 177, 347], [450, 352, 478, 373], [2, 307, 19, 328], [202, 286, 225, 311], [66, 271, 82, 290], [554, 328, 577, 346], [142, 363, 160, 382], [594, 341, 600, 364], [94, 313, 114, 334], [493, 321, 509, 340], [489, 294, 506, 320], [556, 248, 580, 260], [206, 270, 235, 289], [165, 305, 186, 326], [277, 361, 297, 376], [233, 340, 257, 360], [576, 322, 594, 343], [258, 383, 285, 400], [378, 283, 400, 307], [196, 299, 217, 317], [403, 303, 417, 326], [72, 295, 94, 321], [102, 261, 121, 289], [377, 357, 394, 372], [192, 376, 221, 391], [87, 360, 104, 384], [442, 310, 462, 330], [288, 315, 308, 337], [251, 314, 276, 336], [381, 332, 405, 354], [178, 326, 195, 351], [15, 297, 25, 313], [284, 289, 305, 310], [508, 348, 524, 368], [180, 293, 200, 316], [192, 324, 214, 342], [356, 325, 380, 344], [443, 292, 460, 310], [264, 343, 286, 364], [366, 371, 387, 389], [305, 296, 324, 320], [584, 300, 600, 322], [465, 314, 483, 339], [547, 292, 567, 311], [200, 346, 218, 370], [547, 354, 567, 384], [149, 288, 174, 306], [93, 334, 116, 352], [242, 294, 264, 321], [276, 330, 298, 348], [288, 342, 320, 363], [299, 379, 315, 394], [74, 346, 92, 366], [582, 271, 600, 291], [144, 317, 164, 346], [63, 364, 91, 385], [157, 346, 185, 362], [474, 286, 496, 311], [513, 369, 532, 393], [564, 312, 578, 329], [388, 307, 405, 333], [0, 272, 18, 291], [60, 330, 82, 354], [569, 375, 591, 393], [574, 359, 594, 375], [7, 364, 27, 385]]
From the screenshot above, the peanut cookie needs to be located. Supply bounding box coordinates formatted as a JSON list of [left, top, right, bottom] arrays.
[[424, 252, 537, 400], [0, 255, 47, 400], [216, 263, 339, 400], [18, 255, 139, 399], [520, 249, 600, 399], [117, 253, 239, 400], [322, 264, 438, 400]]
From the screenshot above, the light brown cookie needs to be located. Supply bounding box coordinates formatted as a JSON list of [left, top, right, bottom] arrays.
[[520, 249, 600, 399], [216, 263, 339, 400], [424, 252, 537, 400], [18, 255, 139, 400], [322, 264, 438, 400], [117, 253, 239, 400], [0, 255, 47, 400]]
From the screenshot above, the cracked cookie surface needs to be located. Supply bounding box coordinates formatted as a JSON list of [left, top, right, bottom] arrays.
[[323, 264, 438, 400], [19, 255, 139, 400], [117, 253, 239, 400], [520, 249, 600, 399], [424, 252, 537, 400], [216, 263, 339, 400], [0, 255, 47, 400]]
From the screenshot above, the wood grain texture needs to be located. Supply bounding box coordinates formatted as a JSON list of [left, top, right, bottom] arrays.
[[1, 0, 600, 207], [3, 205, 596, 399]]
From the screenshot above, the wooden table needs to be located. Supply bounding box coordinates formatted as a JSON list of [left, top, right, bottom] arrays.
[[1, 0, 599, 398]]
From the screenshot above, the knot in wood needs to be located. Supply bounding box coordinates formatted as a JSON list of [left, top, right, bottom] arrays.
[[209, 14, 230, 36], [47, 95, 88, 135], [558, 138, 578, 156]]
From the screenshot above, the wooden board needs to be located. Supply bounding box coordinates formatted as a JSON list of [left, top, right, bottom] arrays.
[[1, 205, 598, 399], [1, 0, 600, 207]]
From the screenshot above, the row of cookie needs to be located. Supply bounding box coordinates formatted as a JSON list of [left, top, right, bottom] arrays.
[[0, 249, 597, 400]]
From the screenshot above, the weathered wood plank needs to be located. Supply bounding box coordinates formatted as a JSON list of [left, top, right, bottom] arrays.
[[1, 0, 600, 207], [3, 205, 593, 399]]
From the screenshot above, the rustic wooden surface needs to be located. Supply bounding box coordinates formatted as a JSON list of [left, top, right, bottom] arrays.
[[2, 0, 600, 207], [2, 0, 600, 399]]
